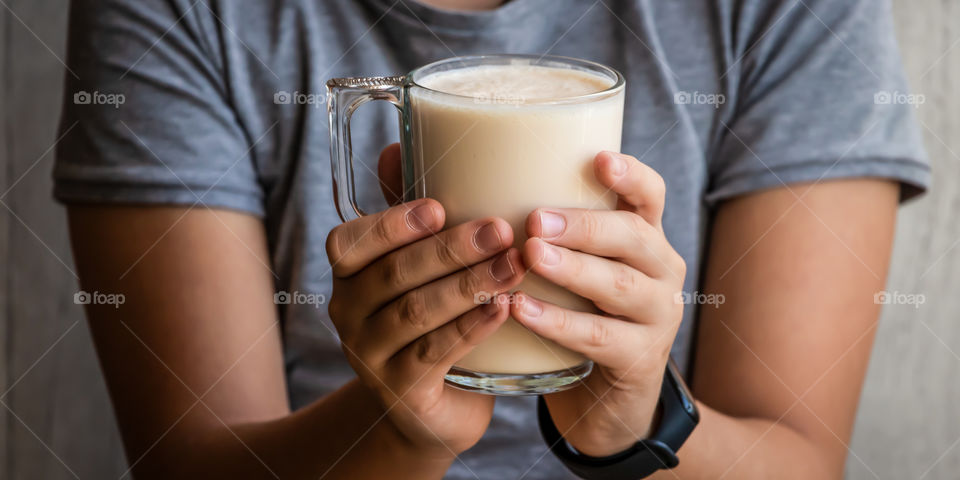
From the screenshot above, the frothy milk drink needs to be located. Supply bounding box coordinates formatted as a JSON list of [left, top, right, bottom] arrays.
[[409, 64, 625, 375]]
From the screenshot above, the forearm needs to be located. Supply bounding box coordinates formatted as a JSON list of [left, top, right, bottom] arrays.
[[142, 379, 452, 479], [69, 207, 486, 480], [650, 402, 835, 480], [667, 180, 900, 479]]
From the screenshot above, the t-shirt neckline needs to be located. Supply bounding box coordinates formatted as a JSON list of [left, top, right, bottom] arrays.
[[365, 0, 542, 33]]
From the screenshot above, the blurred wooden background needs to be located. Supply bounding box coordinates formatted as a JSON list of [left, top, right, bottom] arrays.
[[1, 1, 957, 478]]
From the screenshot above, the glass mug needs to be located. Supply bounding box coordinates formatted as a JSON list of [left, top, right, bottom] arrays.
[[327, 54, 625, 395]]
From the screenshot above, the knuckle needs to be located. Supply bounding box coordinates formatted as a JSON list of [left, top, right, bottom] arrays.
[[395, 290, 428, 330], [372, 215, 394, 247], [457, 269, 483, 299], [454, 315, 472, 340], [613, 265, 640, 295], [382, 257, 410, 289], [455, 314, 484, 346], [404, 386, 441, 418], [578, 212, 603, 242], [414, 335, 445, 364], [588, 318, 610, 348], [554, 309, 573, 334], [433, 236, 461, 268]]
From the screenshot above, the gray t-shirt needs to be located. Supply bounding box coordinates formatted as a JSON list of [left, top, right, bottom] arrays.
[[55, 0, 929, 478]]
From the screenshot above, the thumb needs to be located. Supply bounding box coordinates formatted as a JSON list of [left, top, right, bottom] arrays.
[[377, 143, 403, 205]]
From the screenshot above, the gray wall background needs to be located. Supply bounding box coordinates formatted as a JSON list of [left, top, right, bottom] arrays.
[[1, 1, 957, 478]]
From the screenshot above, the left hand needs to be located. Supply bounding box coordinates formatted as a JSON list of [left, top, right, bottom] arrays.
[[510, 151, 687, 457]]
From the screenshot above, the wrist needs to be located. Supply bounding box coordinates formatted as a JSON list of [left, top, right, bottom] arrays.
[[379, 415, 458, 465], [642, 402, 664, 439], [560, 395, 661, 457], [349, 380, 456, 470]]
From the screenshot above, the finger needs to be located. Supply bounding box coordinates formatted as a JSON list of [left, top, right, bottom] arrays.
[[388, 295, 510, 392], [522, 238, 664, 319], [593, 151, 665, 228], [378, 143, 403, 205], [359, 249, 524, 364], [526, 208, 683, 279], [352, 217, 513, 315], [510, 292, 638, 368], [326, 198, 443, 278]]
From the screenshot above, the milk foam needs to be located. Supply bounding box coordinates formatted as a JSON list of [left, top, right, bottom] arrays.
[[416, 65, 613, 101]]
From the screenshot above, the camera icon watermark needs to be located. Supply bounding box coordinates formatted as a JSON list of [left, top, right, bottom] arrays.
[[874, 290, 925, 309], [274, 290, 326, 309], [673, 291, 725, 309], [74, 290, 125, 309], [273, 90, 325, 108], [474, 291, 494, 304], [874, 90, 924, 108], [73, 90, 125, 109], [674, 91, 725, 109]]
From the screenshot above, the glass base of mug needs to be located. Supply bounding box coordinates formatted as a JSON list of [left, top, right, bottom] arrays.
[[444, 362, 593, 396]]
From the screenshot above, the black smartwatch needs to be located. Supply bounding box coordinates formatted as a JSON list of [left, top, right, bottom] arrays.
[[537, 358, 699, 480]]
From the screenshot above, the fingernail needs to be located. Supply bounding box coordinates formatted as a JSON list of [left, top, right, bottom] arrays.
[[473, 222, 503, 252], [520, 295, 543, 318], [540, 242, 561, 266], [539, 211, 565, 238], [609, 154, 627, 176], [481, 296, 502, 317], [489, 253, 516, 283], [406, 203, 435, 232]]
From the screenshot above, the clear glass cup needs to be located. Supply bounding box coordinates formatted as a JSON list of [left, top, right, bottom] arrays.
[[328, 54, 625, 395]]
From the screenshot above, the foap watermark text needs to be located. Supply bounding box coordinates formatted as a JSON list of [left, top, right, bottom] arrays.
[[874, 290, 925, 309], [674, 91, 725, 109], [674, 291, 725, 309], [74, 90, 125, 109], [274, 90, 325, 108], [874, 90, 924, 108], [275, 290, 326, 308], [74, 290, 125, 309]]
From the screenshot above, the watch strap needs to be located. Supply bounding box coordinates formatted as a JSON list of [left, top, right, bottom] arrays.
[[537, 359, 699, 480]]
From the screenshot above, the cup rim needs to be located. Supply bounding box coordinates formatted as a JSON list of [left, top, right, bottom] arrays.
[[407, 54, 625, 105]]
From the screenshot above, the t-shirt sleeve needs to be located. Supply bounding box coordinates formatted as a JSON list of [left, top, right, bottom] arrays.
[[707, 0, 930, 205], [53, 0, 264, 216]]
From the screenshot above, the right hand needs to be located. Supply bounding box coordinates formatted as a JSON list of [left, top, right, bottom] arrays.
[[325, 193, 524, 456]]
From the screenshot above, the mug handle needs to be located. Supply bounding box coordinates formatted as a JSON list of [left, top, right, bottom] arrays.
[[326, 75, 406, 222]]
